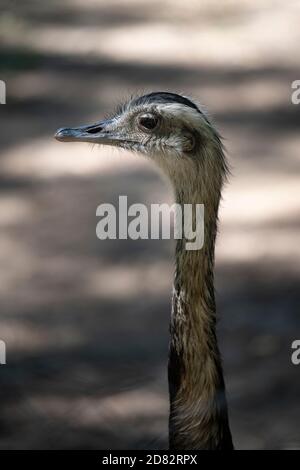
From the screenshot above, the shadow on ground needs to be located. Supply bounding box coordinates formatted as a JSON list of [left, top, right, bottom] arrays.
[[0, 0, 299, 450]]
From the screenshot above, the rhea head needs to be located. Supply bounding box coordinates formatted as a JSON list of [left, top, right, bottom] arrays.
[[55, 92, 228, 203], [55, 93, 234, 451]]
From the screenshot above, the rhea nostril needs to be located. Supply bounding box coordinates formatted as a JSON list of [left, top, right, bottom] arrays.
[[86, 126, 103, 134]]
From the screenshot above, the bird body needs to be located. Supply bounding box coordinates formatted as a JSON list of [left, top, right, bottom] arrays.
[[55, 92, 233, 450]]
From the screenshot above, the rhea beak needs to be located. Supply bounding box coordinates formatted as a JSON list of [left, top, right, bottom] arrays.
[[54, 119, 120, 145]]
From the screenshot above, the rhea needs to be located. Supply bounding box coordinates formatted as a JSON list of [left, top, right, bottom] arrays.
[[55, 92, 233, 450]]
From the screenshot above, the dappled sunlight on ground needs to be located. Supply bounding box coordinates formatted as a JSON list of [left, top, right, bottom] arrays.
[[0, 0, 299, 450]]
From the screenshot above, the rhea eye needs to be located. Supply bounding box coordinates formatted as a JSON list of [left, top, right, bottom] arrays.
[[137, 113, 159, 131]]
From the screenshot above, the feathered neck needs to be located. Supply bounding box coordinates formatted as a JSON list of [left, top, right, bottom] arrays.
[[168, 168, 233, 450]]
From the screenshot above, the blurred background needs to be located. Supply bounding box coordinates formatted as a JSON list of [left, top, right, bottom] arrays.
[[0, 0, 299, 450]]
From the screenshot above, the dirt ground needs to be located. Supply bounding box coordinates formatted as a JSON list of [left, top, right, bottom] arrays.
[[0, 0, 300, 449]]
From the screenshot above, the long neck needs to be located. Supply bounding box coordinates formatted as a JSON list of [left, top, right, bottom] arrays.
[[168, 180, 233, 450]]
